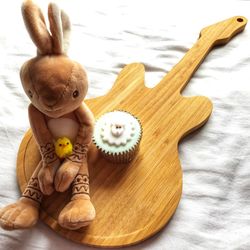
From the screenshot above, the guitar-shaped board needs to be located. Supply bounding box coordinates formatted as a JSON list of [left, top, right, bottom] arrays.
[[17, 16, 247, 247]]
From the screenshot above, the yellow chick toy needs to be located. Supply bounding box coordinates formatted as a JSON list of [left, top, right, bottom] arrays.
[[54, 137, 73, 159]]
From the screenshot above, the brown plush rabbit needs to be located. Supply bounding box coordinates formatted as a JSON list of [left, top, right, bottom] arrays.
[[0, 0, 96, 230]]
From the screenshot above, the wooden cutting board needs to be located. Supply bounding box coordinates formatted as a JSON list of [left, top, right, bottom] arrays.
[[16, 16, 247, 248]]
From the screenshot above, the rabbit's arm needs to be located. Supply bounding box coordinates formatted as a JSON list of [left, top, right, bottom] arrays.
[[53, 103, 94, 192], [66, 103, 94, 164], [28, 104, 59, 165], [28, 104, 60, 195], [74, 102, 94, 144]]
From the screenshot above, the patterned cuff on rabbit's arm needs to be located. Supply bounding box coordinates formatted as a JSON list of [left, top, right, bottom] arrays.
[[40, 142, 58, 164], [66, 142, 88, 164]]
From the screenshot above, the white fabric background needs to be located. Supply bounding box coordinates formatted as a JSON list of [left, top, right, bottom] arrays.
[[0, 0, 250, 249]]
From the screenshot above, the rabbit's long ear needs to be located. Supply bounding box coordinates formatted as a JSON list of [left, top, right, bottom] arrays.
[[48, 3, 71, 54], [48, 3, 63, 54], [61, 9, 71, 54], [22, 0, 53, 55]]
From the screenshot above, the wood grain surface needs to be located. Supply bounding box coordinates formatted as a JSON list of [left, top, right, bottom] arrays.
[[16, 16, 247, 247]]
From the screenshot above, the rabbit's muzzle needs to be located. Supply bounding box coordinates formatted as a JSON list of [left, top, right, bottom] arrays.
[[38, 83, 66, 109]]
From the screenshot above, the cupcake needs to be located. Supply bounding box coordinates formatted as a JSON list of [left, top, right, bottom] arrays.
[[93, 111, 142, 163]]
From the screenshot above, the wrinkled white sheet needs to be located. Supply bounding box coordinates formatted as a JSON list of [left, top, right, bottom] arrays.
[[1, 0, 250, 249]]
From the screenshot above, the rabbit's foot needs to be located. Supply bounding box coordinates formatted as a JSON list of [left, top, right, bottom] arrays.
[[58, 198, 95, 230], [0, 198, 39, 230], [54, 160, 80, 192]]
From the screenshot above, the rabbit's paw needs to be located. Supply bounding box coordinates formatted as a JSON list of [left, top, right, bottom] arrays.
[[54, 160, 80, 192], [0, 199, 39, 230], [58, 198, 95, 230], [38, 165, 56, 195]]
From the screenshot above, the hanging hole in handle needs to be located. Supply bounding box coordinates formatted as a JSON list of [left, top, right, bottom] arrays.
[[237, 17, 244, 22]]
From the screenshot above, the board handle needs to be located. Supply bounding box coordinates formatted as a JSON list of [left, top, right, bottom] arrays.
[[154, 16, 247, 94], [200, 16, 247, 46]]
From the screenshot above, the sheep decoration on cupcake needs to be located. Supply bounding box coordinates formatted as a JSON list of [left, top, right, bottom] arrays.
[[93, 111, 142, 163]]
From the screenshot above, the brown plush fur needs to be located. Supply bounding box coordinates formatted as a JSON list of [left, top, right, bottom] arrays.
[[0, 0, 96, 231]]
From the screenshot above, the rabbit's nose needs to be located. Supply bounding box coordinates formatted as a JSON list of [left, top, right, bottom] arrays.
[[38, 84, 65, 107], [41, 94, 58, 107]]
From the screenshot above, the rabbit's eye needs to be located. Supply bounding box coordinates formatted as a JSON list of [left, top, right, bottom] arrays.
[[73, 90, 79, 98], [28, 90, 33, 98]]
